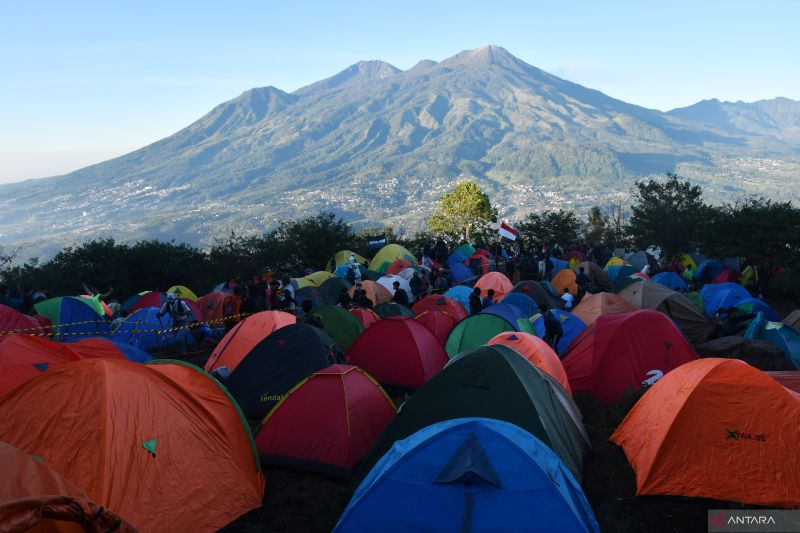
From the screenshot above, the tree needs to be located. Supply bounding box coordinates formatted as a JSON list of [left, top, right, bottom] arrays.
[[627, 173, 709, 261], [584, 206, 612, 249], [518, 209, 581, 248], [427, 181, 498, 242], [272, 211, 355, 273]]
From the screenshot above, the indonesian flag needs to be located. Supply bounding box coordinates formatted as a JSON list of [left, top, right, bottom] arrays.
[[499, 222, 519, 241]]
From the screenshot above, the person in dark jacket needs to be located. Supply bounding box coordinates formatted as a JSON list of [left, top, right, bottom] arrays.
[[538, 304, 563, 350], [391, 281, 410, 307], [469, 287, 483, 315]]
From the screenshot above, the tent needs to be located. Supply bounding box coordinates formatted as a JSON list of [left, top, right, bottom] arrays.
[[445, 314, 517, 358], [551, 269, 578, 296], [624, 251, 654, 271], [474, 272, 513, 301], [295, 286, 327, 308], [712, 267, 741, 284], [226, 324, 339, 419], [0, 304, 50, 336], [694, 259, 725, 284], [337, 418, 599, 533], [510, 281, 562, 309], [111, 306, 188, 352], [295, 270, 336, 288], [611, 358, 800, 508], [500, 292, 539, 318], [571, 292, 636, 326], [785, 310, 800, 334], [373, 302, 415, 318], [357, 345, 589, 482], [371, 244, 417, 274], [313, 305, 365, 351], [320, 277, 353, 305], [744, 314, 800, 368], [66, 336, 153, 363], [376, 275, 414, 302], [699, 282, 752, 316], [197, 291, 238, 323], [572, 261, 611, 291], [350, 308, 380, 329], [481, 303, 536, 334], [329, 250, 369, 271], [0, 334, 83, 396], [0, 359, 264, 531], [412, 295, 468, 321], [348, 281, 393, 306], [454, 243, 476, 257], [129, 292, 203, 322], [204, 311, 296, 375], [619, 280, 712, 344], [443, 285, 472, 311], [685, 291, 705, 313], [468, 253, 490, 275], [346, 316, 447, 389], [541, 281, 559, 297], [531, 309, 587, 355], [447, 251, 469, 267], [385, 258, 413, 276], [604, 257, 628, 268], [651, 272, 688, 292], [737, 297, 779, 321], [33, 296, 110, 340], [449, 261, 474, 283], [0, 441, 135, 532], [166, 285, 198, 301], [255, 364, 395, 477], [486, 331, 571, 394], [767, 371, 800, 393], [415, 310, 458, 347], [562, 310, 698, 403], [605, 264, 636, 283]]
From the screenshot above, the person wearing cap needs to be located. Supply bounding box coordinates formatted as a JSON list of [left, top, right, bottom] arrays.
[[157, 292, 192, 352]]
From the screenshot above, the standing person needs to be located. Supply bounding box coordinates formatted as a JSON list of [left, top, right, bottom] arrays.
[[469, 287, 483, 315], [538, 304, 563, 351], [156, 293, 192, 353], [561, 288, 574, 310], [391, 281, 410, 307], [575, 267, 590, 297], [683, 264, 695, 291], [482, 289, 495, 309]]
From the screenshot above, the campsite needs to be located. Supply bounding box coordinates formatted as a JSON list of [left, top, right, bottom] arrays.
[[1, 217, 799, 532]]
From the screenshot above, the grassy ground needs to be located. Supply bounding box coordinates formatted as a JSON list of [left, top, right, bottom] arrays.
[[172, 321, 794, 532]]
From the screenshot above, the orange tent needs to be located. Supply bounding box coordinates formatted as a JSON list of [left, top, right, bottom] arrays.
[[0, 335, 82, 397], [348, 281, 392, 306], [205, 310, 296, 375], [0, 359, 265, 531], [386, 258, 413, 275], [474, 272, 512, 302], [486, 332, 572, 394], [551, 269, 578, 296], [611, 358, 800, 508], [197, 292, 236, 323], [571, 292, 636, 325], [0, 441, 136, 532]]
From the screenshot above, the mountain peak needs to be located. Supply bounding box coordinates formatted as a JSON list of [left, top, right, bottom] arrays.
[[294, 59, 400, 95], [441, 45, 522, 68]]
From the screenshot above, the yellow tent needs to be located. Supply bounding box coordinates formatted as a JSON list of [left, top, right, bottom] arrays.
[[294, 271, 335, 288], [604, 257, 628, 269], [328, 250, 369, 272], [167, 285, 199, 301], [371, 244, 417, 274], [678, 254, 697, 270]]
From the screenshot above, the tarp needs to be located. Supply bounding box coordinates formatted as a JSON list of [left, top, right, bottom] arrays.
[[337, 418, 599, 533], [562, 310, 698, 403], [611, 358, 800, 508], [346, 316, 447, 389], [357, 345, 590, 482], [255, 364, 395, 477], [0, 359, 264, 531]]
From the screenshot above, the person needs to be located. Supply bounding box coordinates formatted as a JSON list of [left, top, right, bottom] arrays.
[[281, 275, 295, 303], [298, 299, 324, 329], [156, 292, 192, 352], [31, 287, 47, 303], [82, 282, 113, 301], [337, 288, 352, 308], [482, 289, 495, 309], [240, 287, 259, 315], [561, 288, 574, 310], [357, 289, 373, 309], [391, 281, 410, 307], [435, 268, 450, 292], [538, 304, 563, 350], [469, 287, 483, 315], [575, 267, 590, 296], [683, 264, 695, 291]]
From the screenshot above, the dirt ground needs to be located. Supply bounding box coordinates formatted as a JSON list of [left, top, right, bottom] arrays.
[[177, 318, 793, 532]]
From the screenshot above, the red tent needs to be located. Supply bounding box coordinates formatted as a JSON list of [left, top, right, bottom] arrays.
[[254, 364, 395, 476], [712, 268, 741, 284], [411, 295, 468, 321], [350, 308, 380, 329], [0, 304, 51, 336], [561, 310, 698, 403], [386, 258, 413, 275], [346, 316, 447, 389], [0, 334, 82, 396], [415, 310, 458, 347]]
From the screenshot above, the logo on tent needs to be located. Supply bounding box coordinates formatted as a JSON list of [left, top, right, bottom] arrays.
[[642, 369, 663, 386], [725, 429, 767, 442], [142, 438, 157, 457], [33, 363, 49, 372]]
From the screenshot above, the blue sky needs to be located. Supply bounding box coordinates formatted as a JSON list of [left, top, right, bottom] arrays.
[[1, 0, 797, 183]]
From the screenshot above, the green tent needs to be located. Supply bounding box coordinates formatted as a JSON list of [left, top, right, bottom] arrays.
[[372, 303, 415, 319], [445, 314, 515, 358], [454, 243, 476, 257], [313, 305, 365, 351], [357, 345, 590, 482], [33, 296, 109, 339], [686, 292, 705, 314]]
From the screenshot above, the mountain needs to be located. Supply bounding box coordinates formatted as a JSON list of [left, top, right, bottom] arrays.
[[2, 45, 799, 258]]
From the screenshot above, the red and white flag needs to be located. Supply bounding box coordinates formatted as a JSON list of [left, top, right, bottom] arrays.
[[499, 222, 519, 241]]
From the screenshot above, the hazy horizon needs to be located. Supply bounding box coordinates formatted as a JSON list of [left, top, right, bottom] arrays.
[[2, 0, 798, 183]]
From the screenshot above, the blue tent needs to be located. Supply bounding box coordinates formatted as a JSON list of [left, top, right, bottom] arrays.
[[65, 336, 154, 363], [737, 298, 779, 321], [501, 292, 538, 318], [548, 258, 570, 280], [651, 272, 688, 292], [605, 264, 636, 283], [112, 307, 194, 351], [481, 303, 536, 333], [447, 251, 469, 267], [694, 260, 725, 284], [450, 262, 474, 283], [532, 310, 587, 355], [32, 296, 110, 340], [444, 286, 473, 311], [700, 282, 751, 316], [744, 314, 800, 368], [336, 418, 599, 533], [541, 281, 559, 297]]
